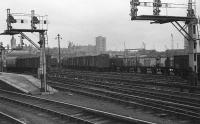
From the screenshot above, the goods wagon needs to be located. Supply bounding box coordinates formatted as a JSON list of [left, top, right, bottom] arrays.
[[6, 55, 51, 74], [89, 56, 95, 69], [174, 55, 189, 70], [139, 57, 156, 67], [61, 57, 72, 68], [122, 57, 138, 72], [109, 58, 123, 71], [160, 57, 168, 67], [173, 55, 189, 78], [6, 56, 39, 73], [6, 57, 17, 68], [138, 57, 155, 74], [50, 58, 58, 67], [62, 54, 110, 71], [160, 57, 172, 75], [95, 54, 110, 71], [109, 57, 138, 72], [173, 54, 200, 80], [137, 56, 171, 74], [16, 56, 40, 68]]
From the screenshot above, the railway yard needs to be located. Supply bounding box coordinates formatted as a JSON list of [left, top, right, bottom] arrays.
[[0, 0, 200, 123], [1, 49, 200, 124], [0, 69, 199, 124]]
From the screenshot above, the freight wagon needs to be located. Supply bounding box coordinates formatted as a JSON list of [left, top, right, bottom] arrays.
[[50, 58, 58, 68], [172, 54, 200, 83], [109, 56, 171, 74], [6, 55, 52, 74], [62, 54, 110, 71], [173, 54, 200, 79], [173, 55, 189, 78], [139, 56, 159, 74]]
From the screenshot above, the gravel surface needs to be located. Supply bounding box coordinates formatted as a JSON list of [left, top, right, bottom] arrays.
[[0, 100, 67, 124], [38, 91, 191, 124]]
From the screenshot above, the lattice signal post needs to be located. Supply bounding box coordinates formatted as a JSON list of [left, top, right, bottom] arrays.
[[1, 9, 48, 92], [130, 0, 199, 77]]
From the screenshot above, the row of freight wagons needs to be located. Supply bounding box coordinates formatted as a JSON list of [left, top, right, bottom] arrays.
[[62, 54, 200, 75], [61, 54, 172, 72]]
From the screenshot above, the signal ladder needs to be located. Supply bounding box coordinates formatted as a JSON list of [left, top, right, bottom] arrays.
[[198, 17, 200, 41]]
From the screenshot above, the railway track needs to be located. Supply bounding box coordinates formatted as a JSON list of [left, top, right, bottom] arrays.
[[50, 70, 187, 86], [47, 77, 200, 124], [0, 111, 26, 124], [62, 72, 187, 85], [49, 76, 200, 106], [0, 89, 154, 124], [51, 69, 188, 84], [51, 71, 199, 93]]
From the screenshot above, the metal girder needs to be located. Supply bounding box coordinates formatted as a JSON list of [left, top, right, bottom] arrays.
[[171, 21, 195, 42], [19, 32, 40, 50], [131, 15, 196, 24], [0, 29, 46, 36], [125, 48, 143, 51], [0, 28, 46, 50]]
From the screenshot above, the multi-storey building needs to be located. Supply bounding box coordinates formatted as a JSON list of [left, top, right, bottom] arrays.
[[96, 36, 106, 54]]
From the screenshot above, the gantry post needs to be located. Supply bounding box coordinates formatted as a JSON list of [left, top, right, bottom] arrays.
[[39, 32, 47, 92], [187, 0, 198, 85], [6, 9, 11, 30], [187, 0, 197, 71]]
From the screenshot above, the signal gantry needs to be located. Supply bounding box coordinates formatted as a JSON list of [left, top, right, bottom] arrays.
[[1, 9, 48, 92], [130, 0, 199, 78]]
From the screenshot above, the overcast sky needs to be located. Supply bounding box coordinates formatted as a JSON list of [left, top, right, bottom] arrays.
[[0, 0, 199, 51]]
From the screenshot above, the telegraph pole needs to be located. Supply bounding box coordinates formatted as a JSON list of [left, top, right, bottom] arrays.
[[56, 34, 62, 69]]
